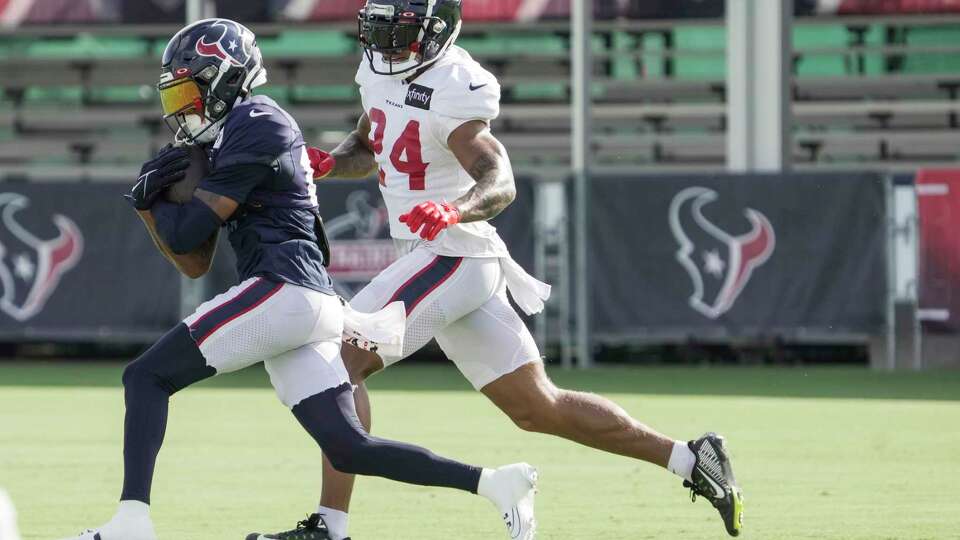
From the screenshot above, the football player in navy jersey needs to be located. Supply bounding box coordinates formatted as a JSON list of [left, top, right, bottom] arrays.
[[59, 19, 537, 540]]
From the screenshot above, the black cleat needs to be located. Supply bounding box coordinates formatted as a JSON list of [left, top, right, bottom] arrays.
[[683, 432, 744, 537], [245, 514, 339, 540]]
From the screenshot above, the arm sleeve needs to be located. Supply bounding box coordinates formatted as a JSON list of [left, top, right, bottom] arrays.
[[152, 198, 223, 255], [197, 163, 275, 204]]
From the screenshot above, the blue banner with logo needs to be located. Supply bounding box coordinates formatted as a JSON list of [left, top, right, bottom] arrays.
[[589, 173, 889, 342], [0, 183, 182, 341]]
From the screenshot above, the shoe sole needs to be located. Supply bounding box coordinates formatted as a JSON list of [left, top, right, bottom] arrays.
[[518, 465, 539, 540], [727, 486, 744, 536], [709, 434, 744, 537]]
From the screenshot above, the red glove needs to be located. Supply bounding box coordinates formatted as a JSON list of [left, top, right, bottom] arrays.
[[307, 147, 336, 179], [399, 201, 461, 241]]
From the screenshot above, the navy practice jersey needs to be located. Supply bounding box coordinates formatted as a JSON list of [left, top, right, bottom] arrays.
[[199, 95, 334, 294]]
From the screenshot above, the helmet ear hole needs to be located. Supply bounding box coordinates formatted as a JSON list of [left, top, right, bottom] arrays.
[[210, 100, 227, 116], [198, 66, 218, 82]]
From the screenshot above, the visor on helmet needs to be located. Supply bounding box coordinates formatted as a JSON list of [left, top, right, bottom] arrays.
[[159, 77, 203, 118], [359, 18, 424, 55], [158, 76, 221, 145]]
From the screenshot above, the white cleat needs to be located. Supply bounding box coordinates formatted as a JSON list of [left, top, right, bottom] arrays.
[[59, 513, 157, 540], [483, 463, 539, 540], [0, 489, 21, 540]]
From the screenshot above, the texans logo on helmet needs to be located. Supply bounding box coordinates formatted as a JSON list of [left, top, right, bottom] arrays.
[[669, 187, 774, 319], [195, 20, 248, 67], [0, 193, 83, 322]]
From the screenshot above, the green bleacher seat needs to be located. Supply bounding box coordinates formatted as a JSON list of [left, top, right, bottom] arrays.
[[904, 26, 960, 74], [673, 26, 725, 79], [793, 25, 849, 77], [456, 36, 501, 55], [91, 86, 157, 104], [258, 31, 356, 57], [639, 32, 666, 79], [24, 87, 84, 104], [28, 35, 148, 59], [0, 38, 31, 59], [291, 85, 358, 102], [610, 31, 639, 80], [459, 33, 567, 56], [793, 25, 847, 49], [859, 24, 887, 76], [254, 86, 291, 104], [510, 83, 567, 101], [795, 55, 848, 77]]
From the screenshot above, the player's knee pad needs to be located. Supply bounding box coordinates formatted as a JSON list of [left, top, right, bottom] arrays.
[[323, 430, 375, 475], [291, 383, 375, 474], [124, 323, 214, 396]]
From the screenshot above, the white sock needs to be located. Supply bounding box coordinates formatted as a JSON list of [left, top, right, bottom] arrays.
[[317, 506, 348, 540], [667, 440, 696, 482], [115, 500, 151, 520], [476, 465, 536, 510], [476, 468, 498, 504]]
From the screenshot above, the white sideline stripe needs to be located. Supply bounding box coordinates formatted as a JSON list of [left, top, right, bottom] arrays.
[[918, 308, 950, 321], [916, 183, 949, 196]]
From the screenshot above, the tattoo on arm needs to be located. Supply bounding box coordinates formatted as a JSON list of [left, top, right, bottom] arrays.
[[450, 125, 517, 223], [325, 113, 378, 180]]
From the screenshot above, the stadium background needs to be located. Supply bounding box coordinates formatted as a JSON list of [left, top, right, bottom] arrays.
[[1, 1, 959, 539]]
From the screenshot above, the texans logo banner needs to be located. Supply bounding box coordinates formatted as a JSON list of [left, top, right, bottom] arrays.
[[0, 183, 182, 341], [588, 173, 888, 343]]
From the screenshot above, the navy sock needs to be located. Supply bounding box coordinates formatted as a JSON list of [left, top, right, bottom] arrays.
[[292, 384, 482, 493], [120, 324, 214, 503]]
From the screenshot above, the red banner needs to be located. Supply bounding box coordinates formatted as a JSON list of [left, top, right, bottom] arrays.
[[839, 0, 960, 14], [917, 169, 960, 332]]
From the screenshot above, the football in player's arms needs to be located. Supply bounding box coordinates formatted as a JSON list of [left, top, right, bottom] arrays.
[[164, 144, 209, 204]]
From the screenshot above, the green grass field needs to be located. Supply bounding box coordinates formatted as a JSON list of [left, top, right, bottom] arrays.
[[2, 362, 959, 539]]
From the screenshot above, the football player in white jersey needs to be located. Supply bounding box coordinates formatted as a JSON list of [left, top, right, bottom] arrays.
[[249, 1, 743, 539]]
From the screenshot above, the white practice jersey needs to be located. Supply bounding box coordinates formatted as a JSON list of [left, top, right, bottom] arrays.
[[356, 46, 510, 258]]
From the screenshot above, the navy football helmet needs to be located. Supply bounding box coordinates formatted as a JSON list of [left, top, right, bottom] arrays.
[[358, 0, 462, 78], [158, 18, 267, 144]]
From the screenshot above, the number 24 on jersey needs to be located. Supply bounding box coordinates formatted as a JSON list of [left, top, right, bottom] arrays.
[[369, 107, 428, 191]]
